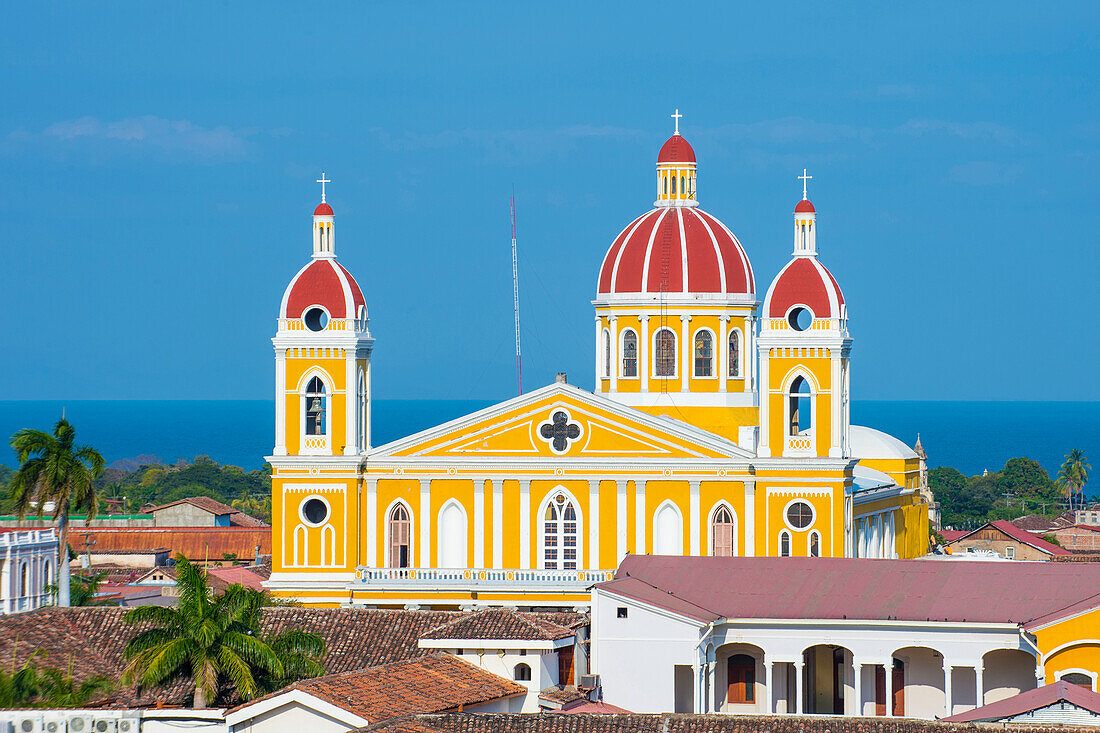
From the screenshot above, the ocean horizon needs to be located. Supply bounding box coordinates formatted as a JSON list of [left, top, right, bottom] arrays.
[[0, 399, 1095, 481]]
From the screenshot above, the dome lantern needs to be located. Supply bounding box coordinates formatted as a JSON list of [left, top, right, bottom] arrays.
[[312, 171, 335, 258], [655, 109, 698, 208], [793, 169, 817, 256]]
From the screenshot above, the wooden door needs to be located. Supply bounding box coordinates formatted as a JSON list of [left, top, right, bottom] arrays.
[[892, 662, 905, 716], [875, 666, 886, 716], [558, 646, 574, 686]]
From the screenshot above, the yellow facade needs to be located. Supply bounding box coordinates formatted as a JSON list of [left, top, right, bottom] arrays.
[[1030, 606, 1100, 690]]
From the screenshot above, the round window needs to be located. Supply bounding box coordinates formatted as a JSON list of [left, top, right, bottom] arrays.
[[301, 497, 329, 525], [786, 501, 814, 530], [787, 306, 813, 332], [304, 307, 329, 332]]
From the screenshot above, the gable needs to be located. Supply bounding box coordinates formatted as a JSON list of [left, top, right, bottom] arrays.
[[370, 384, 749, 461]]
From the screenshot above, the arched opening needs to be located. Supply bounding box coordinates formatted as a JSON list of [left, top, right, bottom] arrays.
[[621, 329, 638, 377], [693, 329, 713, 377], [809, 530, 821, 557], [514, 663, 532, 681], [788, 375, 813, 436], [19, 562, 29, 598], [779, 530, 792, 557], [602, 328, 611, 378], [711, 505, 735, 557], [388, 503, 411, 568], [1061, 672, 1093, 689], [714, 643, 766, 713], [542, 493, 579, 570], [437, 501, 467, 568], [654, 329, 676, 377], [728, 330, 740, 378], [802, 645, 855, 715], [305, 376, 327, 436], [654, 502, 683, 555], [981, 649, 1037, 704], [890, 646, 949, 718]]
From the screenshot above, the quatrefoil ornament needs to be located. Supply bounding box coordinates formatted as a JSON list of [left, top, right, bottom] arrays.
[[538, 409, 582, 454]]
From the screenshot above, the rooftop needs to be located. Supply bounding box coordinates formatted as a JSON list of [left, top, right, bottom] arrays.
[[943, 680, 1100, 722], [947, 519, 1072, 556], [420, 608, 576, 642]]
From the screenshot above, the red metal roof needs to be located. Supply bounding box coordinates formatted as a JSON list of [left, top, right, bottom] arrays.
[[764, 255, 845, 319], [596, 555, 1100, 625], [942, 680, 1100, 722], [657, 134, 695, 164], [314, 202, 334, 216], [795, 198, 816, 213], [948, 519, 1073, 556], [282, 257, 366, 320]]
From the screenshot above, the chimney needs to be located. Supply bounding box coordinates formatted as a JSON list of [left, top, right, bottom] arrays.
[[555, 372, 567, 384]]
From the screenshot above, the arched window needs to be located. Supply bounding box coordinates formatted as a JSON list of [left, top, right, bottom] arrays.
[[514, 663, 532, 681], [679, 175, 685, 196], [1061, 672, 1093, 689], [43, 561, 52, 592], [655, 329, 676, 377], [779, 530, 792, 557], [727, 654, 756, 703], [543, 494, 578, 569], [663, 176, 668, 195], [621, 329, 638, 377], [388, 504, 411, 568], [602, 328, 611, 378], [728, 330, 740, 378], [711, 506, 734, 557], [788, 375, 812, 436], [437, 501, 467, 568], [693, 330, 713, 377], [654, 502, 683, 555], [305, 376, 327, 436], [20, 562, 29, 598], [809, 530, 821, 557]]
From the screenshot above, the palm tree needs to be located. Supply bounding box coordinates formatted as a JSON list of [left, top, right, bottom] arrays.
[[234, 587, 325, 694], [39, 663, 114, 707], [0, 650, 45, 707], [1058, 449, 1092, 512], [122, 555, 323, 707], [9, 419, 105, 607]]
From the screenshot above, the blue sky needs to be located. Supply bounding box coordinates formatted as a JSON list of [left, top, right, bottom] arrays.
[[1, 2, 1096, 401]]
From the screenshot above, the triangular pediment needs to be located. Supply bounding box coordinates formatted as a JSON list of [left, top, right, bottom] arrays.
[[369, 383, 751, 461]]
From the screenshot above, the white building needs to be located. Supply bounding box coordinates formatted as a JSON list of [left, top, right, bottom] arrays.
[[0, 528, 58, 614]]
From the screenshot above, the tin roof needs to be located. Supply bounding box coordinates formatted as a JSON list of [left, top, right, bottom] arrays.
[[68, 527, 270, 561], [947, 519, 1072, 555], [942, 680, 1100, 722]]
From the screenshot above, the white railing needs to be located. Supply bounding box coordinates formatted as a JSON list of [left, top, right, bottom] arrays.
[[0, 529, 58, 546], [785, 434, 815, 456], [356, 567, 616, 588]]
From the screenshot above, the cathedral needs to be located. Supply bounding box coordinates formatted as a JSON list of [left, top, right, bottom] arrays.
[[266, 117, 931, 609]]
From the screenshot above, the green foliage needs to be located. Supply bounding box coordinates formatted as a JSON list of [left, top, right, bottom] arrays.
[[8, 419, 105, 522], [45, 571, 117, 607], [100, 457, 271, 522], [0, 651, 46, 707], [1043, 533, 1063, 547], [1000, 457, 1059, 503], [0, 651, 114, 708], [1058, 449, 1091, 511], [122, 554, 325, 708]]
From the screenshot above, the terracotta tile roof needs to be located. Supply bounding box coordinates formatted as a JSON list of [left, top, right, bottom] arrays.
[[595, 555, 1100, 625], [948, 519, 1072, 555], [68, 527, 271, 562], [146, 497, 238, 515], [231, 654, 525, 723], [206, 565, 267, 591], [538, 685, 590, 706], [421, 609, 575, 642], [0, 607, 585, 709], [357, 713, 1100, 733], [1010, 514, 1058, 532], [943, 680, 1100, 721], [228, 512, 269, 527], [558, 701, 631, 714]]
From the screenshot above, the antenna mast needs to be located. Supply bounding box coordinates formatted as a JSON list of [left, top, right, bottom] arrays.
[[510, 190, 522, 395]]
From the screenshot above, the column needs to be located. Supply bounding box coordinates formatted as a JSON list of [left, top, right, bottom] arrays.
[[640, 315, 650, 393], [588, 480, 600, 569], [680, 314, 691, 392], [616, 480, 628, 562], [764, 659, 774, 714], [757, 348, 770, 456], [794, 660, 804, 714], [747, 314, 756, 392], [345, 351, 357, 455], [365, 478, 378, 567], [853, 661, 864, 717], [492, 480, 503, 568], [689, 480, 701, 556], [519, 479, 531, 569], [743, 478, 755, 557], [943, 662, 953, 718], [719, 316, 729, 393], [473, 479, 485, 568], [609, 316, 618, 393], [419, 479, 431, 569], [883, 660, 894, 716], [635, 481, 646, 555], [693, 658, 703, 714], [274, 350, 287, 455], [975, 664, 985, 709], [594, 317, 603, 393]]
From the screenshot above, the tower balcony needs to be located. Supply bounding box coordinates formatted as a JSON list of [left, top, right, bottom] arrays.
[[354, 566, 616, 597]]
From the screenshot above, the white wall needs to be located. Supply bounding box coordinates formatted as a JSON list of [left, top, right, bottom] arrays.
[[454, 648, 560, 712], [231, 701, 356, 733]]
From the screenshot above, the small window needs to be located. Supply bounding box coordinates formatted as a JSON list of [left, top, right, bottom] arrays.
[[786, 501, 815, 530], [712, 507, 734, 557], [779, 530, 792, 557], [655, 329, 676, 377], [301, 497, 329, 526], [1061, 673, 1092, 689], [305, 376, 327, 436], [602, 328, 611, 378], [543, 494, 578, 570], [304, 307, 329, 332], [388, 504, 411, 568], [617, 607, 629, 619], [1006, 546, 1016, 560], [693, 330, 713, 377], [787, 306, 813, 332], [728, 330, 740, 378], [621, 329, 638, 377], [514, 663, 532, 681], [788, 376, 812, 436], [809, 530, 821, 557]]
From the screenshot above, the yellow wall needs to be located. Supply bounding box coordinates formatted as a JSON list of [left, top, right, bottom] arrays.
[[1033, 606, 1100, 687]]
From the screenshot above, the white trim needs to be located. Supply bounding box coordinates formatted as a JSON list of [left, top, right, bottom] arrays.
[[808, 529, 822, 557], [1041, 639, 1100, 664], [778, 528, 792, 557], [536, 485, 584, 571], [652, 326, 678, 378], [298, 366, 333, 456], [782, 498, 817, 533], [601, 327, 612, 379], [691, 326, 717, 378], [652, 499, 685, 556], [474, 480, 485, 568], [225, 688, 369, 728], [382, 498, 414, 569], [419, 637, 573, 650], [727, 326, 744, 379], [1053, 668, 1098, 692], [419, 479, 431, 569], [536, 407, 584, 455], [706, 500, 738, 557], [301, 303, 332, 333], [298, 494, 332, 527], [639, 208, 671, 294], [436, 498, 469, 569]]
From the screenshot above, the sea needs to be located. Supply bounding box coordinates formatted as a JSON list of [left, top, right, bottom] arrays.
[[0, 400, 1095, 480]]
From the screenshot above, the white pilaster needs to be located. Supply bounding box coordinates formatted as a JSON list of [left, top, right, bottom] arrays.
[[474, 480, 485, 568], [640, 315, 650, 393], [680, 314, 691, 391], [744, 478, 755, 556], [274, 350, 287, 455], [609, 316, 618, 393], [616, 480, 628, 562], [719, 316, 728, 393], [765, 658, 774, 714], [854, 661, 864, 716], [492, 480, 503, 568], [519, 479, 531, 569], [419, 479, 431, 569], [635, 480, 646, 555], [365, 478, 378, 567], [829, 355, 842, 457], [884, 660, 894, 716], [689, 480, 701, 556], [944, 662, 953, 718], [594, 317, 603, 393], [794, 660, 804, 714], [588, 480, 600, 569], [344, 350, 357, 455], [975, 664, 984, 710]]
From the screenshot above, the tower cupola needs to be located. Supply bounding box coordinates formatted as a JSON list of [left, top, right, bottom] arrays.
[[655, 109, 698, 207], [313, 171, 335, 258], [793, 169, 817, 256]]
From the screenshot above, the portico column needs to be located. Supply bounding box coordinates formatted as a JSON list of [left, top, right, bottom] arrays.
[[764, 658, 774, 714], [975, 664, 985, 709], [794, 660, 804, 714], [943, 662, 953, 718], [883, 660, 894, 717], [640, 315, 650, 393], [853, 660, 863, 717]]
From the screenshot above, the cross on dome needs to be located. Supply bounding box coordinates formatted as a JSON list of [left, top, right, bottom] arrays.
[[316, 171, 330, 203], [799, 168, 812, 200], [671, 109, 683, 136]]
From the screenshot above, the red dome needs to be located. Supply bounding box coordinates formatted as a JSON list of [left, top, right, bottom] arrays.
[[597, 207, 754, 296], [657, 134, 696, 164], [280, 258, 366, 320], [314, 202, 334, 216], [763, 256, 845, 320], [794, 199, 815, 213]]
